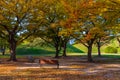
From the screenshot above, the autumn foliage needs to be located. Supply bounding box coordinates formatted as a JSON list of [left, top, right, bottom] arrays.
[[0, 0, 120, 62]]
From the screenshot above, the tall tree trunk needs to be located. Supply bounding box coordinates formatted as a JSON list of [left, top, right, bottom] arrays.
[[8, 41, 17, 61], [97, 42, 101, 57], [2, 51, 5, 55], [62, 42, 67, 57], [55, 44, 59, 58], [8, 34, 17, 61], [87, 40, 94, 62]]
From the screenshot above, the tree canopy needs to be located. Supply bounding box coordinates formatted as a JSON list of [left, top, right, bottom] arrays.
[[0, 0, 120, 62]]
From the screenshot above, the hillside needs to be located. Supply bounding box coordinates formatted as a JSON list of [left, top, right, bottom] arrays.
[[15, 39, 120, 56], [16, 44, 84, 56]]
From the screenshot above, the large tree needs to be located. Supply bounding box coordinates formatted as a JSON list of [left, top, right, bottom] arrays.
[[61, 0, 103, 62], [31, 0, 64, 58], [95, 0, 120, 55], [0, 0, 44, 61], [64, 0, 120, 62]]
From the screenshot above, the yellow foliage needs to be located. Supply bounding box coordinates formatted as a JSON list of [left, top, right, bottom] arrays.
[[50, 23, 57, 28], [83, 27, 106, 42], [101, 8, 108, 13]]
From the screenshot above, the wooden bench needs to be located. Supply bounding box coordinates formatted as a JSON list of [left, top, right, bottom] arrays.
[[39, 59, 59, 68]]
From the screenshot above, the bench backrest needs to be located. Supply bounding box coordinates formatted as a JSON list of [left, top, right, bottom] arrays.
[[39, 59, 59, 65]]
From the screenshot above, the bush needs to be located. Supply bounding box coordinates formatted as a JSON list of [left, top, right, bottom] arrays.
[[105, 46, 118, 53]]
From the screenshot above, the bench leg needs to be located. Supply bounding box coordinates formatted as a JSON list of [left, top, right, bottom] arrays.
[[40, 64, 42, 67], [57, 64, 59, 69]]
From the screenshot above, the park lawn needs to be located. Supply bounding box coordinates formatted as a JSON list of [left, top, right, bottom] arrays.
[[1, 52, 120, 59], [15, 41, 120, 57], [2, 38, 120, 57]]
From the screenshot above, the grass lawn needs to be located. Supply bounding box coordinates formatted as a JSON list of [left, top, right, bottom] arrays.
[[1, 38, 116, 57]]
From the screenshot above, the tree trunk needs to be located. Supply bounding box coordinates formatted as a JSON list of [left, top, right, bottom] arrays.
[[8, 34, 17, 61], [97, 42, 101, 57], [2, 48, 5, 55], [8, 41, 17, 61], [87, 44, 93, 62], [2, 51, 5, 55], [62, 42, 67, 57], [55, 44, 59, 58]]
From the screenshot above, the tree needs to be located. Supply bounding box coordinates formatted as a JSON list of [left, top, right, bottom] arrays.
[[61, 37, 70, 57], [98, 0, 120, 53], [95, 34, 114, 56], [61, 0, 103, 62], [31, 0, 66, 58], [59, 18, 77, 57], [106, 0, 120, 47], [93, 16, 116, 56], [76, 22, 103, 62], [0, 0, 44, 61], [68, 0, 120, 62]]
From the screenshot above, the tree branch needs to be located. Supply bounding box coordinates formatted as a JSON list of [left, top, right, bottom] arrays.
[[0, 24, 10, 33]]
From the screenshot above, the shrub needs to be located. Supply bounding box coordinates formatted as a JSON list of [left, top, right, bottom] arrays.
[[105, 46, 118, 53]]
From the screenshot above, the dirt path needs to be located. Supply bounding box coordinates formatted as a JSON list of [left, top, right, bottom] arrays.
[[15, 56, 120, 75], [0, 56, 120, 80]]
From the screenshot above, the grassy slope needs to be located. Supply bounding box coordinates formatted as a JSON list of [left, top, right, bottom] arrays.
[[73, 39, 120, 54], [16, 44, 84, 56], [1, 39, 120, 58], [73, 44, 105, 53], [16, 39, 120, 56]]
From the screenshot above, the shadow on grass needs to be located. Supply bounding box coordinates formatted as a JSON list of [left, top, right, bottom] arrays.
[[16, 44, 84, 56], [16, 48, 55, 56], [94, 54, 120, 59]]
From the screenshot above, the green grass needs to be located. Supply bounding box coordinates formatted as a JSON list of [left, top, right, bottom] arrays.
[[15, 38, 120, 57], [0, 54, 10, 58], [73, 43, 106, 53], [66, 44, 84, 53], [0, 43, 85, 58], [73, 39, 120, 54], [16, 47, 55, 56], [99, 54, 120, 58], [16, 44, 84, 56], [1, 39, 120, 59]]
